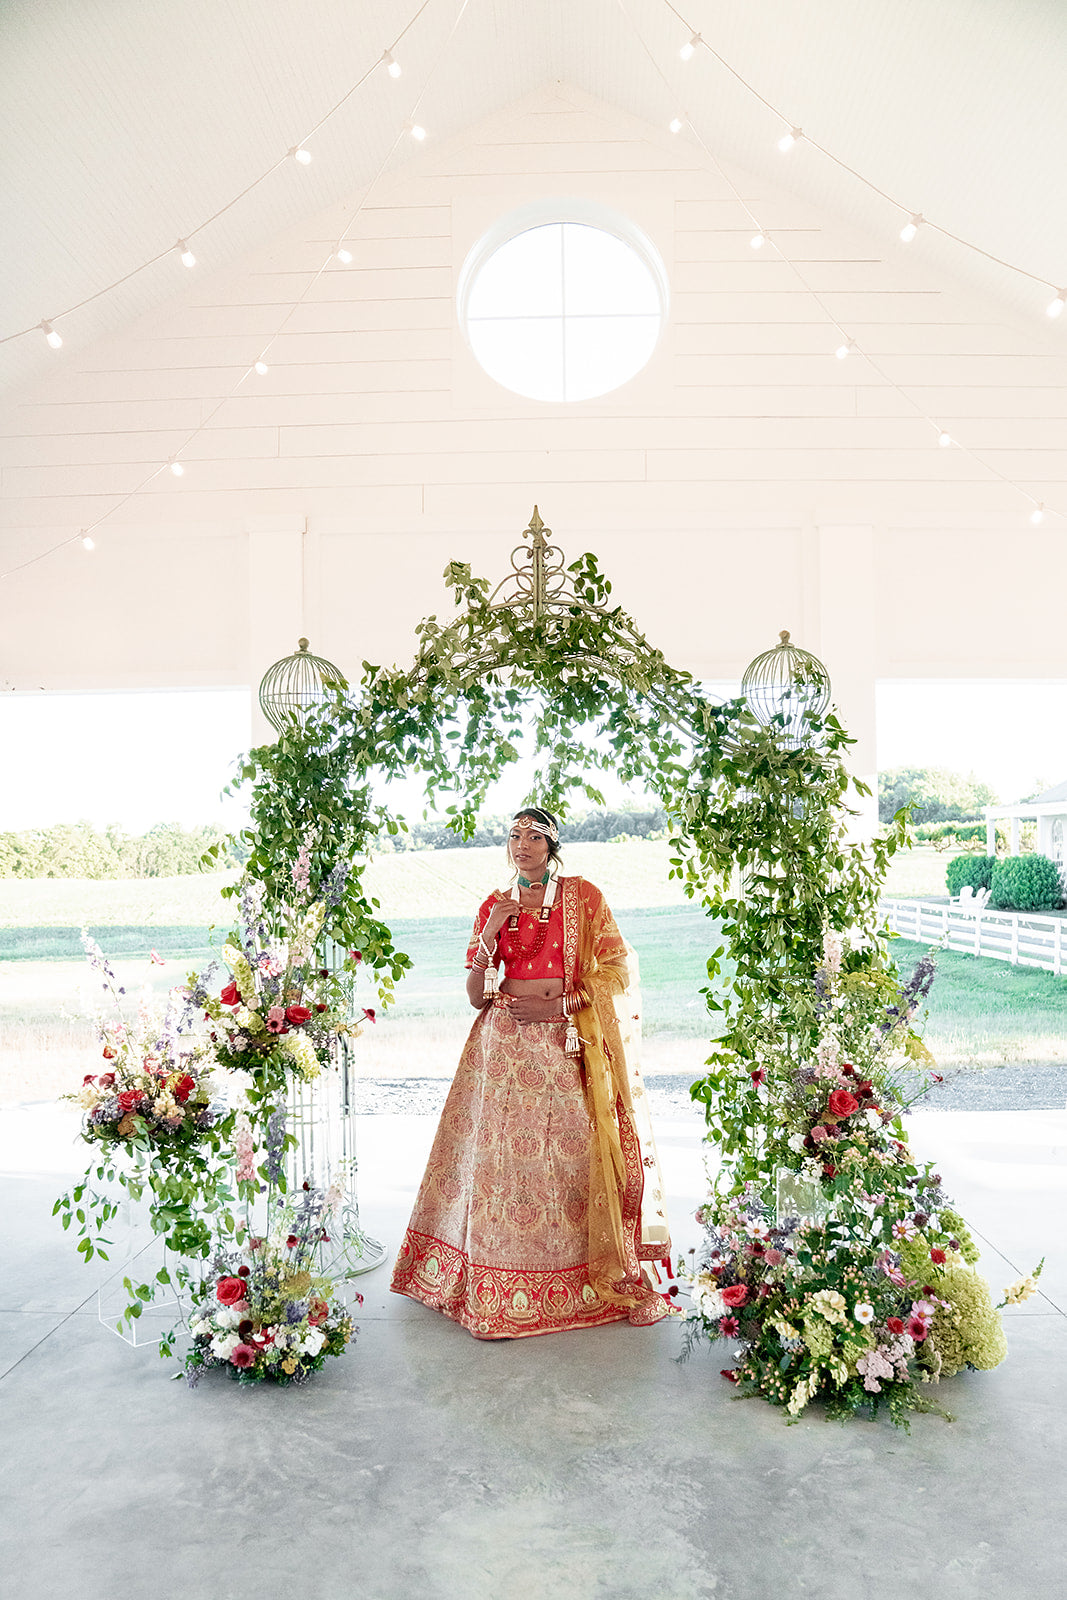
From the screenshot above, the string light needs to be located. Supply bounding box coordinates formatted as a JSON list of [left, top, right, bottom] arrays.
[[1030, 503, 1045, 524], [938, 430, 953, 447], [335, 244, 354, 264], [254, 359, 269, 375], [679, 32, 700, 61], [1046, 290, 1066, 319], [750, 232, 765, 249], [777, 126, 802, 153], [835, 338, 855, 360], [899, 213, 923, 244], [406, 120, 426, 140], [168, 458, 184, 477], [382, 49, 402, 77], [289, 146, 313, 165], [669, 114, 684, 133], [39, 320, 62, 349], [81, 533, 94, 551], [176, 239, 197, 268]]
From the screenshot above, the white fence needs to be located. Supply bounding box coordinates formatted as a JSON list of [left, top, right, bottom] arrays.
[[881, 898, 1067, 977]]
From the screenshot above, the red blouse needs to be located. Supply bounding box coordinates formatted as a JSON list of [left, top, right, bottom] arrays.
[[465, 891, 566, 982]]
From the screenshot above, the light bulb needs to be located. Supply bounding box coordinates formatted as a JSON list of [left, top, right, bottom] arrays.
[[900, 213, 923, 244], [40, 319, 62, 349], [81, 533, 95, 551], [169, 459, 184, 477], [669, 115, 684, 134], [777, 127, 801, 153], [382, 49, 401, 78], [336, 245, 353, 264], [937, 430, 952, 447], [254, 360, 269, 376], [1046, 290, 1066, 319], [289, 146, 312, 165], [176, 239, 196, 268], [835, 338, 855, 360], [680, 32, 700, 61], [407, 121, 426, 141], [750, 232, 765, 249], [1030, 503, 1045, 525]]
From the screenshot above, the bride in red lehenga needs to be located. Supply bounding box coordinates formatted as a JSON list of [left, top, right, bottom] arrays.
[[390, 807, 672, 1339]]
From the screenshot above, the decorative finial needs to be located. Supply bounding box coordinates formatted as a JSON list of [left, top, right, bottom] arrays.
[[298, 638, 309, 651], [779, 629, 790, 643], [527, 506, 544, 535]]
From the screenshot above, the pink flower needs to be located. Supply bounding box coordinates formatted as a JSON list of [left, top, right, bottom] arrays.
[[763, 1248, 783, 1267], [230, 1343, 258, 1369], [810, 1124, 829, 1143], [719, 1316, 740, 1336], [266, 1005, 287, 1034], [906, 1316, 928, 1341]]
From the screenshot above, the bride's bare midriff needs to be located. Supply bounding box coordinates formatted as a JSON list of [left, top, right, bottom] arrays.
[[499, 977, 564, 999]]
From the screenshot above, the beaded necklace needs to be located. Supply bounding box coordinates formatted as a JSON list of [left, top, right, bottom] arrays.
[[501, 874, 558, 962]]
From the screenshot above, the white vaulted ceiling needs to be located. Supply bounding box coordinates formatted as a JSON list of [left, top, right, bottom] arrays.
[[3, 0, 1067, 403]]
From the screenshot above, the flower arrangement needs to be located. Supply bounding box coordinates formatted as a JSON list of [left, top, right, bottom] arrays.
[[65, 932, 218, 1151], [680, 933, 1035, 1429], [185, 1179, 359, 1385], [190, 878, 367, 1095]]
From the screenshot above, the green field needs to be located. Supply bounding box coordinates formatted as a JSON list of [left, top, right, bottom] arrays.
[[1, 840, 1062, 1106]]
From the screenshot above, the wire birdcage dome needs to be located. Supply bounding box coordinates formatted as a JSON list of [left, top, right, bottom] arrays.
[[741, 630, 832, 748], [258, 638, 345, 733]]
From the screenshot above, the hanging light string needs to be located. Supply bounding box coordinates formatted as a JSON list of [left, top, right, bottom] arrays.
[[615, 0, 1059, 525], [0, 0, 438, 351], [0, 0, 473, 582], [658, 0, 1065, 307]]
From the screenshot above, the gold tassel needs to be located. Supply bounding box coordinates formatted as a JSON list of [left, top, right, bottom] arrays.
[[565, 1020, 581, 1056], [483, 964, 498, 999]]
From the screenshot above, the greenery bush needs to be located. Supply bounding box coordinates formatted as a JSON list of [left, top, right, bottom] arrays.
[[990, 854, 1064, 911], [878, 766, 996, 825], [0, 821, 245, 879], [945, 855, 997, 897], [916, 820, 986, 851]]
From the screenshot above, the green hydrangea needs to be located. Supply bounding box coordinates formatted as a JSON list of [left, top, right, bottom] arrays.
[[922, 1263, 1007, 1379], [939, 1207, 980, 1265]]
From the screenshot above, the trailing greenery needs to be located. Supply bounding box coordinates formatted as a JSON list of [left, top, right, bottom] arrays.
[[0, 821, 244, 879], [990, 853, 1064, 911], [945, 854, 997, 897]]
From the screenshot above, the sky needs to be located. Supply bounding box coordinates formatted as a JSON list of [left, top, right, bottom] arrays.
[[0, 679, 1064, 834]]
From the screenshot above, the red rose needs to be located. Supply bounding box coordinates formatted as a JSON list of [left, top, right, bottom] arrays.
[[308, 1296, 330, 1326], [230, 1343, 257, 1368], [720, 1369, 739, 1384], [285, 1004, 312, 1025], [887, 1317, 905, 1336], [117, 1090, 144, 1112], [828, 1089, 859, 1118], [172, 1073, 195, 1104], [930, 1247, 947, 1265], [719, 1316, 740, 1336], [722, 1283, 749, 1308], [102, 1046, 116, 1059], [216, 1276, 247, 1306], [220, 980, 240, 1006], [906, 1316, 928, 1341]]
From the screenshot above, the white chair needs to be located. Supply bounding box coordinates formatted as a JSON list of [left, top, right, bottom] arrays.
[[953, 885, 975, 907]]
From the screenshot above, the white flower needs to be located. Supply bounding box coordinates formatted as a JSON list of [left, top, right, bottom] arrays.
[[300, 1326, 326, 1356], [210, 1331, 239, 1359], [190, 1316, 214, 1338], [235, 1006, 254, 1028], [215, 1305, 243, 1330], [692, 1279, 726, 1321], [745, 1217, 770, 1240], [853, 1302, 875, 1325], [864, 1109, 882, 1130], [787, 1133, 806, 1153]]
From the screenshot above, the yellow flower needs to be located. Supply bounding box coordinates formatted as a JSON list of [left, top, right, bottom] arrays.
[[1004, 1276, 1038, 1305], [281, 1357, 298, 1375]]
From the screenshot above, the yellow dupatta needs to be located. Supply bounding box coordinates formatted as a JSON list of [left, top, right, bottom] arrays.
[[561, 877, 671, 1323]]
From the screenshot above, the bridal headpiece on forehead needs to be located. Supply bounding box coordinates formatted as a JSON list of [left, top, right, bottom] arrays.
[[512, 812, 560, 844]]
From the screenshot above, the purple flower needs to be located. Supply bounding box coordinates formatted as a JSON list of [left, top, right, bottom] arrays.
[[265, 1105, 287, 1185]]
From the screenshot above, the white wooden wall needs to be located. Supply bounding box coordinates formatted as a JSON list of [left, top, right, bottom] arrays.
[[2, 84, 1065, 783]]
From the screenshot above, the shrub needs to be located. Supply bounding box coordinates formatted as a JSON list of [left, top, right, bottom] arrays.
[[945, 855, 996, 897], [916, 821, 987, 851], [989, 854, 1064, 912]]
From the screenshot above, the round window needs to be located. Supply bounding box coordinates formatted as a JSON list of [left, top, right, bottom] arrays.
[[459, 206, 668, 402]]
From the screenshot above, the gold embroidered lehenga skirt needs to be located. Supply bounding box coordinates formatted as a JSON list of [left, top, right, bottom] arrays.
[[391, 997, 659, 1339]]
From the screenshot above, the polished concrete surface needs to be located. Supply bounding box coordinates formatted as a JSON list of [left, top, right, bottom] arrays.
[[1, 1100, 1065, 1600]]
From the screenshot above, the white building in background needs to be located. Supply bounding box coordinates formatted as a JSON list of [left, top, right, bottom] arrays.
[[985, 781, 1067, 874]]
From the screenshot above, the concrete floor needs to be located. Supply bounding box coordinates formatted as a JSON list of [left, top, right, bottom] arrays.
[[1, 1099, 1065, 1600]]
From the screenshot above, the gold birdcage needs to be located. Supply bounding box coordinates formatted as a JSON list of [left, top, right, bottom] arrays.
[[258, 638, 345, 733], [741, 630, 831, 748]]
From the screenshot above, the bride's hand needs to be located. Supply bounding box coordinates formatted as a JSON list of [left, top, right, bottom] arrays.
[[483, 895, 521, 937], [505, 994, 562, 1024]]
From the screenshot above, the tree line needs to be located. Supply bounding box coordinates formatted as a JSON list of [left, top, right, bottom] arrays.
[[0, 822, 245, 879]]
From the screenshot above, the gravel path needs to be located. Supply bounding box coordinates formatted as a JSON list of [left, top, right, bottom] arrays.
[[352, 1067, 1067, 1118]]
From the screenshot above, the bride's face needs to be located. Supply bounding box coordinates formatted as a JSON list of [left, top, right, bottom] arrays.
[[508, 822, 550, 878]]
